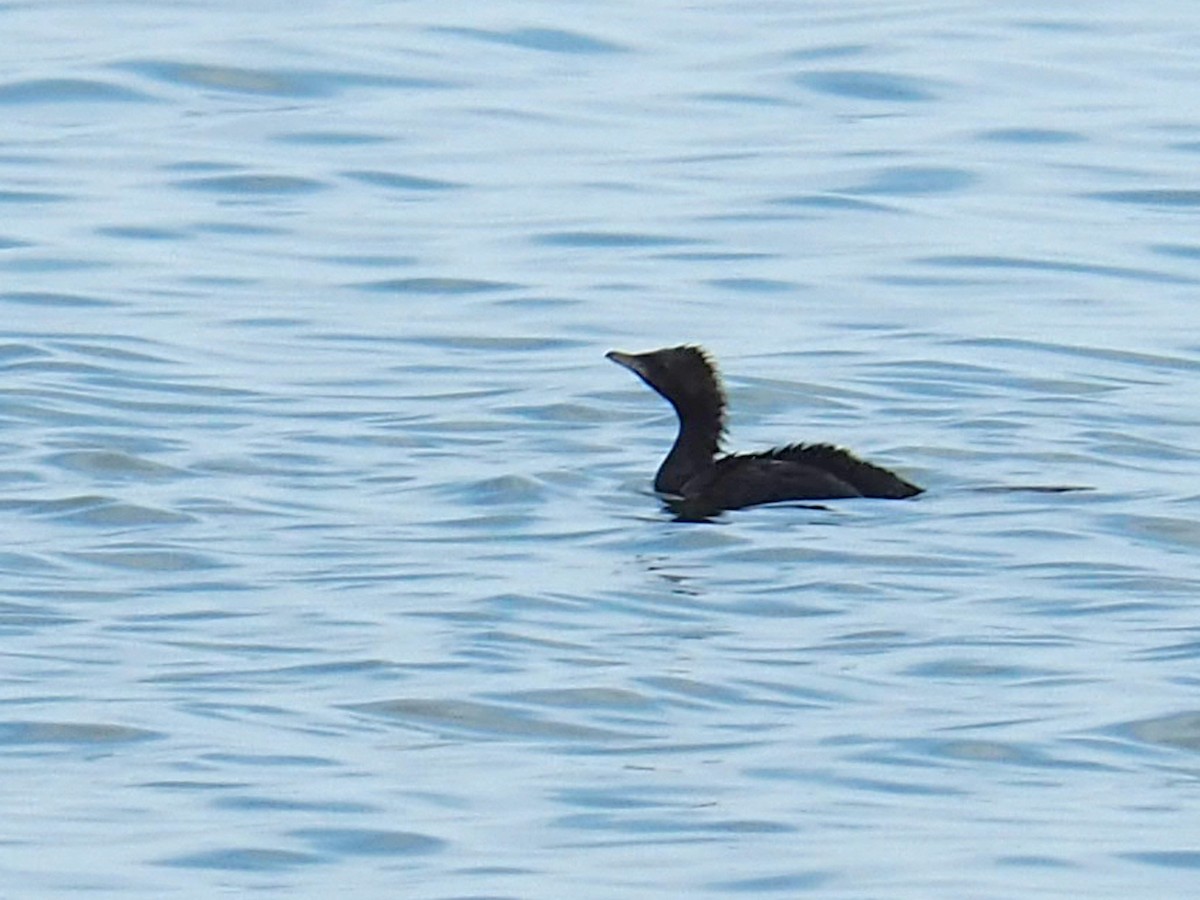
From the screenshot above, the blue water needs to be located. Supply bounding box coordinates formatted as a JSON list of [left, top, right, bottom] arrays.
[[3, 1, 1200, 896]]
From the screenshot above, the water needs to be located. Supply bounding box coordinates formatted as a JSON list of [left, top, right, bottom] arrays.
[[3, 1, 1200, 896]]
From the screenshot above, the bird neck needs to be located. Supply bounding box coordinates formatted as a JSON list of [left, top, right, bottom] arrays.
[[654, 412, 721, 494]]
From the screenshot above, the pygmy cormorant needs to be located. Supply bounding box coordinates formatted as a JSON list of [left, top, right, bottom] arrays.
[[607, 344, 921, 519]]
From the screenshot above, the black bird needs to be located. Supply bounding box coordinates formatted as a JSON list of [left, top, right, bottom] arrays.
[[607, 345, 921, 519]]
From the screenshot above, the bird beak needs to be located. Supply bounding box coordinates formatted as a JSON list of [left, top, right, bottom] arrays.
[[605, 350, 644, 375]]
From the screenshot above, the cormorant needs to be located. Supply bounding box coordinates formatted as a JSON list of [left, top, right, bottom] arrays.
[[607, 344, 921, 519]]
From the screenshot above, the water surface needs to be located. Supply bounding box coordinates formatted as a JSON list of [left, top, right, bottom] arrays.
[[3, 1, 1200, 897]]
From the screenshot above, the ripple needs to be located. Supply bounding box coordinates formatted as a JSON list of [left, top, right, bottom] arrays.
[[903, 659, 1056, 681], [912, 738, 1115, 771], [705, 278, 797, 294], [560, 811, 793, 835], [1088, 189, 1200, 207], [788, 43, 868, 62], [915, 254, 1194, 284], [0, 78, 156, 105], [214, 795, 377, 814], [0, 343, 48, 364], [290, 827, 445, 857], [0, 720, 161, 745], [444, 474, 549, 506], [173, 174, 326, 195], [0, 604, 78, 633], [402, 335, 578, 352], [533, 231, 698, 248], [1, 291, 117, 307], [429, 26, 628, 54], [158, 848, 321, 871], [650, 250, 776, 261], [501, 687, 659, 712], [44, 450, 183, 480], [976, 127, 1085, 144], [710, 871, 831, 892], [1137, 638, 1200, 663], [844, 166, 977, 196], [1152, 243, 1200, 261], [119, 60, 454, 97], [796, 69, 941, 102], [1121, 851, 1200, 870], [275, 130, 393, 146], [342, 170, 462, 191], [1111, 515, 1200, 552], [95, 225, 189, 241], [0, 190, 69, 204], [346, 698, 633, 742], [951, 336, 1200, 373], [691, 91, 792, 108], [1114, 711, 1200, 752], [24, 494, 194, 526], [771, 193, 895, 213], [67, 543, 223, 572], [355, 277, 517, 294], [0, 551, 64, 577]]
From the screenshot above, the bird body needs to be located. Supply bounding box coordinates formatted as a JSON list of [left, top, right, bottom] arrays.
[[607, 345, 921, 518]]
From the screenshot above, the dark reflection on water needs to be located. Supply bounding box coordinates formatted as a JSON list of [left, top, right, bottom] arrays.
[[2, 0, 1200, 897]]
